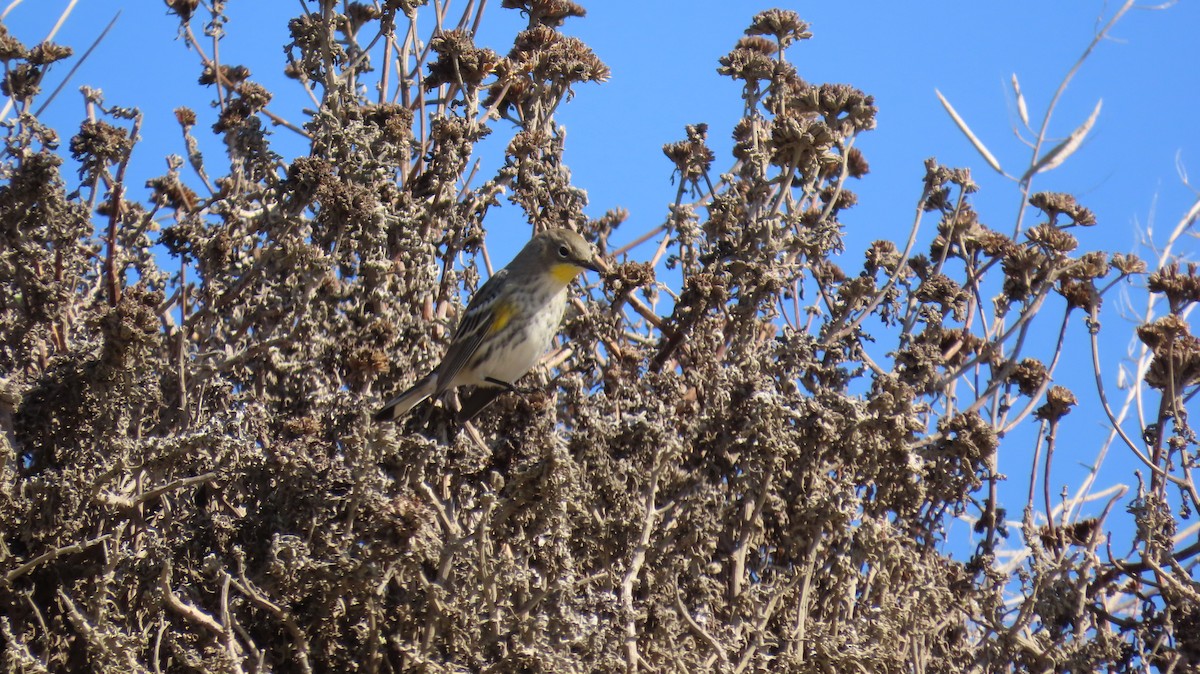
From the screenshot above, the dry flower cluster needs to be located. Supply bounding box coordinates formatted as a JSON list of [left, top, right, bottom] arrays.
[[1, 2, 1198, 672]]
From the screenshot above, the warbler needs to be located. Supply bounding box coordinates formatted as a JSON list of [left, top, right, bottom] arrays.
[[374, 228, 601, 424]]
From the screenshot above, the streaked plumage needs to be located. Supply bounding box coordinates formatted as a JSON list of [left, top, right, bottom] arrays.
[[374, 228, 599, 424]]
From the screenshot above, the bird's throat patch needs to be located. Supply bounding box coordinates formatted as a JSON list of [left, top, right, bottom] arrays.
[[550, 262, 580, 284]]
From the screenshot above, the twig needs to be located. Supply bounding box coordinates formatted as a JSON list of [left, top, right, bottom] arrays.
[[2, 534, 111, 586], [227, 565, 314, 674], [622, 455, 662, 673], [97, 471, 218, 510], [35, 11, 120, 116], [1012, 0, 1137, 236], [673, 583, 728, 666], [160, 561, 248, 674]]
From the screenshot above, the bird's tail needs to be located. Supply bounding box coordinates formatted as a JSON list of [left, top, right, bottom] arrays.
[[373, 375, 436, 422]]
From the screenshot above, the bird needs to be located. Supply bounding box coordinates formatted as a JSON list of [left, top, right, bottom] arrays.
[[374, 228, 601, 424]]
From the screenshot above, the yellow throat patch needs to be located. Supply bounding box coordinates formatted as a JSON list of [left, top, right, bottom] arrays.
[[549, 262, 582, 285]]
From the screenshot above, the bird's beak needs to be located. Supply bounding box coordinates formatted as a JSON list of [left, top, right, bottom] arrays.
[[580, 256, 604, 274]]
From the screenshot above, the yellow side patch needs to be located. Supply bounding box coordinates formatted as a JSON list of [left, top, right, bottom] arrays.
[[488, 301, 515, 334], [550, 262, 582, 284]]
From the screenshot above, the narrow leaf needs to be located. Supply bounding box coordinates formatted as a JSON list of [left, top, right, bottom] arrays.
[[1012, 73, 1029, 127], [936, 88, 1003, 175], [1023, 98, 1102, 181]]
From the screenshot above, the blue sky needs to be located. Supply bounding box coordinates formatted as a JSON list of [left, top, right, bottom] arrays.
[[9, 1, 1197, 250], [9, 1, 1196, 253], [6, 1, 1198, 555]]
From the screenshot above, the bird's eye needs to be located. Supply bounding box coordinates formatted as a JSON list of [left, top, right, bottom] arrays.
[[558, 244, 570, 258]]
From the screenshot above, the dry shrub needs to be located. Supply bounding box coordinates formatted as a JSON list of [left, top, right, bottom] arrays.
[[1, 3, 1197, 672]]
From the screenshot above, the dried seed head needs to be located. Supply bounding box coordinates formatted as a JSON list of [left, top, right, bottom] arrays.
[[347, 346, 392, 384], [769, 113, 835, 170], [845, 146, 870, 178], [735, 35, 778, 56], [1010, 358, 1049, 396], [174, 106, 197, 127], [424, 30, 499, 89], [96, 286, 164, 370], [0, 24, 28, 60], [1039, 518, 1100, 550], [214, 81, 272, 132], [662, 124, 715, 185], [762, 61, 807, 115], [383, 0, 428, 18], [923, 185, 951, 212], [27, 42, 73, 66], [922, 159, 978, 206], [1111, 252, 1147, 276], [515, 26, 609, 84], [813, 259, 847, 285], [346, 2, 382, 33], [791, 83, 877, 136], [915, 273, 969, 321], [972, 228, 1015, 258], [284, 156, 336, 211], [819, 184, 856, 211], [501, 0, 587, 27], [1025, 223, 1078, 254], [1035, 385, 1077, 422], [146, 174, 199, 211], [1029, 192, 1096, 226], [69, 120, 134, 177], [506, 129, 550, 159], [1, 63, 41, 99], [717, 44, 776, 83], [1067, 251, 1110, 281], [746, 9, 812, 48], [931, 208, 982, 259], [605, 261, 655, 298], [864, 240, 900, 275], [731, 117, 770, 163], [1147, 262, 1200, 311], [361, 102, 414, 145], [1056, 279, 1097, 311], [164, 0, 200, 22], [199, 64, 251, 86], [1000, 247, 1047, 303], [1137, 314, 1191, 351], [1137, 315, 1200, 391], [485, 26, 608, 114]]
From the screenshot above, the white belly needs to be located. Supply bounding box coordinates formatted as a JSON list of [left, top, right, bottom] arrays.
[[470, 286, 567, 386]]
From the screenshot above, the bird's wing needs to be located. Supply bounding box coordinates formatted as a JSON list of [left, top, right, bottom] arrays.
[[432, 268, 512, 395]]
